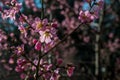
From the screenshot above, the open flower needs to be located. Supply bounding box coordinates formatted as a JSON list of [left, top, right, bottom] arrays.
[[32, 18, 48, 32], [39, 30, 53, 44], [16, 45, 24, 55], [18, 25, 27, 37]]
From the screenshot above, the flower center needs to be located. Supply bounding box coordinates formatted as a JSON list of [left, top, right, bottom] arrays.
[[36, 22, 43, 29], [18, 47, 22, 51], [44, 31, 50, 37], [20, 28, 25, 33]]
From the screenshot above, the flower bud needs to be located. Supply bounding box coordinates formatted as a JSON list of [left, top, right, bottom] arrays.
[[35, 41, 41, 51]]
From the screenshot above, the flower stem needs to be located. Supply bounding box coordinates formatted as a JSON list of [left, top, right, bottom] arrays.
[[95, 2, 104, 80], [35, 51, 41, 80], [36, 53, 41, 80]]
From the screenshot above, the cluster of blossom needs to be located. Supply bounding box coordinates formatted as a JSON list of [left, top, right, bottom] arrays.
[[0, 0, 74, 79], [45, 0, 80, 32], [14, 57, 75, 79], [17, 16, 59, 53], [78, 0, 104, 23], [0, 29, 8, 50], [107, 35, 120, 52], [44, 0, 104, 34], [24, 0, 39, 12], [0, 0, 58, 53], [0, 0, 22, 20], [31, 18, 58, 52], [0, 0, 104, 80]]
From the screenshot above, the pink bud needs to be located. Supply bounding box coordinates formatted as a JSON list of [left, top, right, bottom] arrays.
[[109, 33, 114, 38], [57, 58, 63, 65], [52, 23, 57, 28], [67, 66, 75, 77], [33, 39, 38, 44], [9, 58, 14, 64], [35, 41, 41, 51], [20, 73, 26, 79], [15, 66, 23, 72]]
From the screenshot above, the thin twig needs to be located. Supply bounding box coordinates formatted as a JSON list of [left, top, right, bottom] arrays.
[[35, 52, 41, 80], [19, 12, 35, 30]]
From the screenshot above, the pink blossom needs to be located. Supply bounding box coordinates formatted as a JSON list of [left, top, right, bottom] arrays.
[[51, 23, 58, 28], [2, 0, 22, 20], [33, 39, 38, 44], [44, 64, 52, 71], [15, 66, 24, 72], [83, 36, 90, 43], [1, 10, 11, 20], [15, 58, 29, 73], [42, 43, 53, 53], [9, 58, 14, 64], [16, 45, 24, 55], [50, 69, 60, 80], [78, 10, 97, 23], [39, 30, 53, 44], [67, 66, 75, 77], [18, 25, 27, 37], [32, 18, 48, 31], [57, 58, 63, 65], [17, 58, 27, 66], [35, 41, 41, 51], [10, 0, 22, 12], [8, 9, 16, 20], [20, 73, 26, 79]]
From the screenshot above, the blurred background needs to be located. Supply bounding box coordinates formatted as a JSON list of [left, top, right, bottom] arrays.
[[0, 0, 120, 80]]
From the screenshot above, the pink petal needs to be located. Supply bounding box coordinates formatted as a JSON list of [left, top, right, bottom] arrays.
[[45, 36, 51, 44], [35, 41, 41, 51], [40, 35, 45, 43], [67, 66, 75, 77]]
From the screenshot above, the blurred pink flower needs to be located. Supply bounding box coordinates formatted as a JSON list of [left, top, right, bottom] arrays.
[[67, 66, 75, 77], [16, 45, 24, 55], [35, 41, 41, 51], [33, 38, 38, 44], [18, 25, 27, 37], [9, 58, 14, 64], [78, 10, 97, 23], [57, 58, 63, 65], [2, 0, 22, 20], [20, 73, 26, 79], [50, 69, 60, 80]]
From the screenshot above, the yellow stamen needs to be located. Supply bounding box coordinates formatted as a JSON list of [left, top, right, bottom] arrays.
[[18, 47, 22, 51], [36, 22, 43, 29], [44, 31, 50, 37]]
